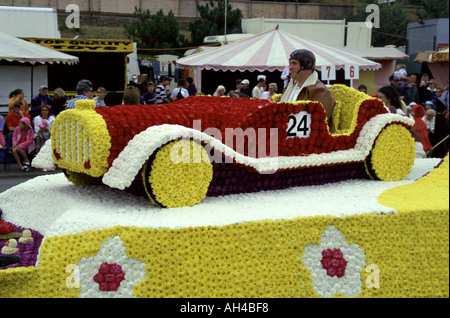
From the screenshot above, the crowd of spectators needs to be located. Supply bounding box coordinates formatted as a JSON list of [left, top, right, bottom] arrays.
[[1, 67, 448, 171], [367, 65, 449, 159]]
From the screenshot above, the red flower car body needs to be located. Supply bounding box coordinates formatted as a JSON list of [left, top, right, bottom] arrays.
[[39, 84, 416, 207]]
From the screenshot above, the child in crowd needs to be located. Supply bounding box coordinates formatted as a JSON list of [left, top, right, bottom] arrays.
[[0, 132, 5, 149], [35, 119, 50, 153], [143, 82, 156, 105], [33, 105, 55, 153], [12, 117, 35, 172], [411, 104, 432, 155]]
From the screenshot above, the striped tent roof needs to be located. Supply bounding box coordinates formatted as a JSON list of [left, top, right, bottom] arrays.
[[176, 27, 381, 72]]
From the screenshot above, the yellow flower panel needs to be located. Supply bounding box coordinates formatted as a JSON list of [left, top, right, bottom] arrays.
[[30, 208, 448, 298], [378, 155, 449, 211], [0, 267, 39, 298], [3, 158, 448, 298]]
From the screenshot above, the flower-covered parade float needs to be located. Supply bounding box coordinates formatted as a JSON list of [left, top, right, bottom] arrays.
[[0, 84, 448, 298]]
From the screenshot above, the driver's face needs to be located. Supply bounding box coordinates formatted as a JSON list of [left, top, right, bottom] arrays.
[[289, 60, 301, 75]]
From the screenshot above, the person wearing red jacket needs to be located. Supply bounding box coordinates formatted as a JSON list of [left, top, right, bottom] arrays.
[[411, 104, 432, 153]]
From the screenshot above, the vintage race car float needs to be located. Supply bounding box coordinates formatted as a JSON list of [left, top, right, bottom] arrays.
[[33, 84, 416, 208]]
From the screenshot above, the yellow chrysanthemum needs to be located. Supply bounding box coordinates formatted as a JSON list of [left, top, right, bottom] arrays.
[[330, 84, 374, 135], [142, 139, 213, 208], [51, 99, 111, 181], [378, 154, 449, 211], [365, 124, 415, 181]]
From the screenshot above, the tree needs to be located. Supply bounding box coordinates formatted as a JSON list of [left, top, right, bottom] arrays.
[[411, 0, 449, 20], [124, 7, 188, 55], [334, 0, 449, 47], [188, 0, 243, 46], [334, 0, 412, 47]]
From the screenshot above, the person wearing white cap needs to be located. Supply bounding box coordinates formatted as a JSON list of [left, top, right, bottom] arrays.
[[240, 79, 252, 97], [252, 75, 266, 99], [31, 84, 53, 118]]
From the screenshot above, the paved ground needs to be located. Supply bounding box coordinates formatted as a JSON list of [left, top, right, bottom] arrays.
[[0, 163, 61, 192]]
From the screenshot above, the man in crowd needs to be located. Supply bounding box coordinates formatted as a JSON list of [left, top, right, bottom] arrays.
[[252, 75, 266, 99], [404, 73, 419, 105], [156, 76, 171, 104], [66, 79, 96, 109], [31, 84, 53, 118]]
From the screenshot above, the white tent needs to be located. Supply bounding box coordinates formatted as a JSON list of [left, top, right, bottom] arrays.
[[0, 31, 78, 65], [0, 31, 78, 108]]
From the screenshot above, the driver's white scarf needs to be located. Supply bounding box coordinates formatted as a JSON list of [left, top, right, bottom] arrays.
[[280, 71, 318, 102]]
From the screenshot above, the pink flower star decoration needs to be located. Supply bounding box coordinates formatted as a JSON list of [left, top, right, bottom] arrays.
[[320, 248, 348, 278], [93, 262, 126, 291]]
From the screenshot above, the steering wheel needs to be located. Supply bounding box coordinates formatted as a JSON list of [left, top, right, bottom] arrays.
[[228, 91, 250, 98]]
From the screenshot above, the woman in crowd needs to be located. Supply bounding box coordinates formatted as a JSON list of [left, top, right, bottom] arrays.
[[378, 85, 408, 115], [430, 99, 449, 158], [8, 89, 29, 114], [122, 86, 140, 105], [52, 88, 68, 116], [213, 85, 226, 97], [94, 87, 107, 106], [262, 83, 278, 100]]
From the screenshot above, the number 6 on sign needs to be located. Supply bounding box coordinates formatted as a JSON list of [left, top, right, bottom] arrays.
[[345, 64, 359, 80], [321, 65, 336, 81]]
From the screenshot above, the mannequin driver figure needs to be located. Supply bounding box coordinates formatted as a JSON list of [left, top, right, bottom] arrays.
[[280, 49, 336, 133]]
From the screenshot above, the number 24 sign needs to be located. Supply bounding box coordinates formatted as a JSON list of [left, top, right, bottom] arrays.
[[287, 112, 311, 139]]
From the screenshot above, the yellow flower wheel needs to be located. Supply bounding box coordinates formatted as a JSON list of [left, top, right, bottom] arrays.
[[142, 139, 213, 208], [63, 169, 102, 185], [364, 124, 415, 181]]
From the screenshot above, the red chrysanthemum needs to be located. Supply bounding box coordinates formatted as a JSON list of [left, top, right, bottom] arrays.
[[320, 248, 348, 278], [93, 262, 126, 292]]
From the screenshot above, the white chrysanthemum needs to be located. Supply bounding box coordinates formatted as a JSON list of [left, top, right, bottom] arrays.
[[77, 236, 146, 298], [31, 140, 57, 171], [302, 226, 366, 297]]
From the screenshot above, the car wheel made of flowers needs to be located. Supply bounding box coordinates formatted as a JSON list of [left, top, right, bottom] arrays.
[[141, 139, 213, 208], [364, 123, 415, 181], [32, 84, 416, 208]]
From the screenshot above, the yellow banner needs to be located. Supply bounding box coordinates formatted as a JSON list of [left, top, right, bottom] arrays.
[[21, 38, 134, 53], [431, 52, 449, 63], [416, 51, 449, 63]]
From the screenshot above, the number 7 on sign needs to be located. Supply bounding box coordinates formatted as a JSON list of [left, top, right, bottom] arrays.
[[321, 65, 336, 83]]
